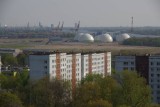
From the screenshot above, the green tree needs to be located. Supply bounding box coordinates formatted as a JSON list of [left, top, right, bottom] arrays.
[[30, 77, 71, 107], [0, 91, 23, 107], [74, 74, 117, 107], [16, 53, 27, 66], [113, 71, 151, 107], [1, 54, 18, 66], [16, 69, 29, 87], [0, 73, 17, 90]]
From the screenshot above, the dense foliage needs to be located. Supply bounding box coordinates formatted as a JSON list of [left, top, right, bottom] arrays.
[[0, 71, 158, 107], [1, 53, 27, 66], [123, 37, 160, 47]]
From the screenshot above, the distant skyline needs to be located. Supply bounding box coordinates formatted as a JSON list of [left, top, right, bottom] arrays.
[[0, 0, 160, 27]]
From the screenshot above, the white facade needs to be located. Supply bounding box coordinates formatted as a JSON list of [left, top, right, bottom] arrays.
[[81, 52, 111, 78], [149, 56, 160, 103], [65, 54, 81, 82], [29, 53, 82, 82], [106, 52, 112, 75], [29, 52, 111, 81], [115, 56, 135, 72]]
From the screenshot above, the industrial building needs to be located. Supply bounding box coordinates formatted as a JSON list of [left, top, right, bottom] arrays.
[[29, 52, 111, 86], [115, 55, 160, 103]]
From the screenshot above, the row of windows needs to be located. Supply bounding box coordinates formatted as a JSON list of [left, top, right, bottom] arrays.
[[150, 85, 160, 89], [52, 58, 79, 63], [150, 79, 160, 83], [85, 57, 105, 62], [150, 68, 160, 71], [62, 73, 80, 78], [52, 58, 66, 63], [52, 69, 81, 74], [52, 64, 80, 68], [150, 74, 160, 77], [150, 62, 160, 66], [123, 62, 134, 65]]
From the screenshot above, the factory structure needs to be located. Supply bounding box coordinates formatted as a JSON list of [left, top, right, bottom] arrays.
[[29, 51, 111, 87], [115, 55, 160, 103]]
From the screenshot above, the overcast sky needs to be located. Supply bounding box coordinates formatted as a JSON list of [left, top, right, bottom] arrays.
[[0, 0, 160, 27]]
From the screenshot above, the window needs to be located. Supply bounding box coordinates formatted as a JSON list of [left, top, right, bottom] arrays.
[[157, 74, 160, 77], [157, 97, 160, 100], [131, 62, 134, 65], [44, 60, 47, 64], [157, 62, 160, 65], [151, 74, 154, 77], [151, 79, 154, 82], [44, 66, 47, 69], [151, 62, 153, 65], [123, 62, 128, 65], [157, 68, 160, 71], [158, 85, 160, 88]]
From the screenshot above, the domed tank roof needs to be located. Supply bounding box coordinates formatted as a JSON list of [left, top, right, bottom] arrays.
[[116, 33, 130, 42], [79, 33, 94, 42], [74, 33, 83, 41], [99, 34, 113, 43]]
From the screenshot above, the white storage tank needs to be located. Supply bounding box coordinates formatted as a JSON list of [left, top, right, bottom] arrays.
[[99, 34, 113, 43], [116, 33, 130, 42], [79, 33, 94, 43]]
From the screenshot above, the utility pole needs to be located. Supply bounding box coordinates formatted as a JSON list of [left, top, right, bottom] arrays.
[[131, 16, 133, 32]]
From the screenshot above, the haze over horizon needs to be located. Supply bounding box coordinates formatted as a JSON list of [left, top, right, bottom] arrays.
[[0, 0, 160, 27]]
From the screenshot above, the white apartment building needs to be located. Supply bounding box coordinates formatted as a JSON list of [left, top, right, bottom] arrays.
[[29, 52, 111, 83], [29, 53, 82, 81], [81, 52, 111, 78], [65, 54, 81, 82]]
